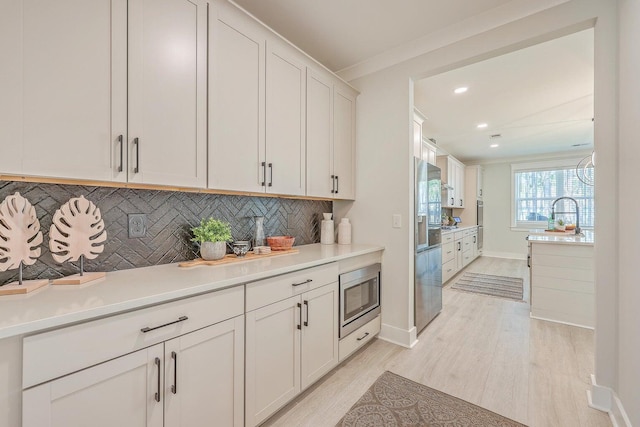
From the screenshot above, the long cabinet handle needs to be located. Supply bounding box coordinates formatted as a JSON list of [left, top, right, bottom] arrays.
[[117, 135, 124, 173], [303, 300, 309, 327], [331, 175, 336, 194], [268, 163, 273, 187], [133, 137, 140, 173], [297, 302, 302, 330], [171, 351, 178, 394], [335, 175, 339, 194], [140, 316, 188, 333], [154, 357, 161, 403], [450, 197, 454, 205], [459, 199, 463, 206], [261, 161, 266, 186], [292, 279, 312, 287], [356, 332, 370, 341]]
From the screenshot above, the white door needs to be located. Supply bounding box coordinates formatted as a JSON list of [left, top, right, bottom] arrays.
[[164, 316, 244, 427], [333, 84, 357, 200], [23, 344, 163, 427], [128, 0, 207, 188], [4, 0, 127, 181], [208, 3, 266, 193], [265, 39, 306, 196], [301, 283, 339, 390], [245, 297, 301, 427], [306, 69, 333, 198]]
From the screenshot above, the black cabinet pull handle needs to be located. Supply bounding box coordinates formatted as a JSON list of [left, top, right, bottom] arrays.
[[133, 137, 140, 173], [331, 175, 335, 194], [450, 197, 454, 205], [141, 316, 188, 333], [154, 357, 161, 403], [473, 236, 476, 243], [460, 199, 463, 206], [171, 351, 178, 394], [297, 302, 302, 330], [268, 163, 273, 187], [261, 161, 266, 186], [335, 175, 339, 194], [292, 279, 312, 287], [357, 332, 369, 341], [117, 135, 124, 172], [303, 300, 309, 327]]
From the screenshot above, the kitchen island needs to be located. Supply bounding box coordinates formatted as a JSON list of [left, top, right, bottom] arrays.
[[527, 231, 594, 328]]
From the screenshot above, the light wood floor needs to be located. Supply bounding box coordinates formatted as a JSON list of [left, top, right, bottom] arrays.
[[263, 257, 611, 427]]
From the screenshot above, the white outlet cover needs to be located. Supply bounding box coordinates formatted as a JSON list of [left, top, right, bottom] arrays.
[[392, 214, 402, 228]]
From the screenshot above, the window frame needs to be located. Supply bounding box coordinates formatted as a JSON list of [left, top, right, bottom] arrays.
[[510, 158, 594, 230]]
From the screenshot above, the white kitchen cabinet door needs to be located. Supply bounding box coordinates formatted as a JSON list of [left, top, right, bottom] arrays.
[[422, 140, 437, 165], [23, 344, 163, 427], [301, 283, 339, 390], [477, 166, 484, 199], [245, 297, 301, 427], [128, 0, 207, 188], [266, 39, 306, 196], [306, 69, 334, 198], [4, 0, 127, 181], [455, 161, 465, 208], [333, 83, 357, 200], [164, 316, 244, 427], [208, 3, 266, 193]]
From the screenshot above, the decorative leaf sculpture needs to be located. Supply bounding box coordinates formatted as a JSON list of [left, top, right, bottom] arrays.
[[49, 196, 107, 264], [0, 192, 43, 272]]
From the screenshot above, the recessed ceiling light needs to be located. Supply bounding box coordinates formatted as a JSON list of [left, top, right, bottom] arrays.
[[477, 123, 488, 129], [454, 87, 468, 94], [490, 144, 499, 148]]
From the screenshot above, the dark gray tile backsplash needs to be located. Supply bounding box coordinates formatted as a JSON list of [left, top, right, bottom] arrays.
[[0, 181, 331, 283]]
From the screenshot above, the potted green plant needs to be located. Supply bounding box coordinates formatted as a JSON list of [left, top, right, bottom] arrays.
[[555, 218, 566, 231], [191, 218, 232, 260]]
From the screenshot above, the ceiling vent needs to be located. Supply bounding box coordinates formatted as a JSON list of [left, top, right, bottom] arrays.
[[490, 134, 502, 139]]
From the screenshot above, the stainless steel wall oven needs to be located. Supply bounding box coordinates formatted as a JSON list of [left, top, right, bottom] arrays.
[[339, 263, 381, 338]]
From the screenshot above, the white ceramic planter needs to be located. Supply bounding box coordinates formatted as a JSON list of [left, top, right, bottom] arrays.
[[200, 241, 226, 260]]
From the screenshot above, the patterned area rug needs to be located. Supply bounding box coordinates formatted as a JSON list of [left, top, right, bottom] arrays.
[[451, 272, 524, 301], [337, 371, 527, 426]]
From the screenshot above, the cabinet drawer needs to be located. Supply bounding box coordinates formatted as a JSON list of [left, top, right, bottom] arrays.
[[338, 315, 380, 362], [462, 249, 473, 267], [442, 242, 455, 263], [23, 286, 244, 388], [454, 231, 464, 241], [463, 228, 477, 237], [442, 258, 456, 283], [246, 263, 338, 311], [442, 233, 454, 244], [462, 235, 474, 250]]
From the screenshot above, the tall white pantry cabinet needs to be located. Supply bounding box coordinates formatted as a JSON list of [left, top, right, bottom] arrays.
[[0, 0, 207, 187]]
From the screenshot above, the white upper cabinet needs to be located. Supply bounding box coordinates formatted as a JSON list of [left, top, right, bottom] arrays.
[[209, 2, 266, 193], [265, 38, 307, 196], [128, 0, 207, 188], [437, 155, 465, 208], [413, 110, 425, 159], [306, 69, 357, 200], [1, 0, 127, 181], [332, 83, 357, 200], [306, 69, 334, 198]]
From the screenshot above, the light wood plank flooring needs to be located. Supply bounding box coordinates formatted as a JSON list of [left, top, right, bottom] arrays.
[[263, 257, 611, 427]]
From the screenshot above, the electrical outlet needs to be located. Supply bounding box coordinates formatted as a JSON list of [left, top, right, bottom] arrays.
[[392, 214, 402, 228], [128, 214, 147, 238]]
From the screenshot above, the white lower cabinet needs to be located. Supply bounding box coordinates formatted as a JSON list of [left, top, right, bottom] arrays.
[[245, 281, 338, 427], [442, 228, 479, 283], [24, 316, 244, 427], [22, 287, 245, 427]]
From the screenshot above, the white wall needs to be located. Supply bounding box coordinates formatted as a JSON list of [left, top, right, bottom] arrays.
[[337, 0, 624, 419], [616, 0, 640, 424], [482, 163, 528, 259]]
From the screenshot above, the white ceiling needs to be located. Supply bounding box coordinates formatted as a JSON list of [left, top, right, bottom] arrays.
[[414, 29, 594, 163], [232, 0, 514, 72]]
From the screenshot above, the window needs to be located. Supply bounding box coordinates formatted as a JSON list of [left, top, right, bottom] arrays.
[[511, 159, 594, 229]]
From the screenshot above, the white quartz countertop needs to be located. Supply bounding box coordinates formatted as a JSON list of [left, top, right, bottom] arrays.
[[0, 243, 383, 340], [527, 230, 595, 246], [441, 225, 478, 234]]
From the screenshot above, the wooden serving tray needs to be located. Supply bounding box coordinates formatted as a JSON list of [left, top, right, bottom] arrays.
[[178, 248, 299, 268]]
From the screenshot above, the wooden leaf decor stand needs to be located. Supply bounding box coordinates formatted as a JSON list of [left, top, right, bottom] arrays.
[[49, 196, 107, 285], [179, 248, 299, 268], [0, 192, 49, 295]]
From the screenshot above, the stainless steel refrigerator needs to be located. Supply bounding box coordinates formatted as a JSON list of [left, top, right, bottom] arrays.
[[414, 159, 443, 333]]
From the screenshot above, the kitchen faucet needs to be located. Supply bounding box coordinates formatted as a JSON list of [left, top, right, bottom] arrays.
[[551, 197, 581, 235]]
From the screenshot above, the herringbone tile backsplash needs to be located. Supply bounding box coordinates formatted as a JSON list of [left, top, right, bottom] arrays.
[[0, 181, 331, 284]]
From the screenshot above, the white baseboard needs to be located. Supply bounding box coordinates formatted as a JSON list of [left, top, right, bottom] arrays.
[[378, 323, 416, 348], [588, 374, 632, 427], [481, 251, 527, 260]]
